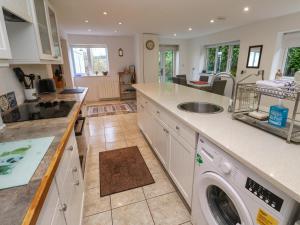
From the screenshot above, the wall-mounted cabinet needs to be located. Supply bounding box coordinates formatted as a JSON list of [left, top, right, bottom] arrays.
[[0, 8, 11, 59], [1, 0, 32, 22], [1, 0, 63, 64]]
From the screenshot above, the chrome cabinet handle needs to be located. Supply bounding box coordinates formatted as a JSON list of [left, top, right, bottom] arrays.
[[72, 167, 78, 173], [176, 126, 180, 130], [163, 128, 169, 134], [156, 110, 160, 114], [67, 146, 73, 151], [59, 203, 67, 212], [74, 180, 80, 186]]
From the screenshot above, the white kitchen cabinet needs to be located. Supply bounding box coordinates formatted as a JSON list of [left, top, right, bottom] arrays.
[[37, 131, 84, 225], [169, 134, 195, 205], [136, 91, 196, 207], [0, 7, 11, 59], [1, 0, 32, 22], [4, 0, 63, 64], [151, 118, 170, 169]]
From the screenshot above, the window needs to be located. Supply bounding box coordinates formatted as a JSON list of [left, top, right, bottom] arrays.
[[283, 47, 300, 77], [281, 32, 300, 78], [205, 43, 240, 76], [71, 45, 109, 76]]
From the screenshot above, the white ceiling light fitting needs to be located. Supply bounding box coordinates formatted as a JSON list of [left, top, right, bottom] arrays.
[[188, 27, 192, 31], [173, 33, 177, 36], [103, 11, 108, 15], [88, 29, 92, 32], [114, 30, 118, 33], [244, 6, 250, 12], [84, 19, 89, 23], [118, 22, 123, 25], [210, 19, 215, 23]]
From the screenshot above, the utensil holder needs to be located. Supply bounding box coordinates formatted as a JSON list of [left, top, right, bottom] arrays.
[[24, 88, 38, 101]]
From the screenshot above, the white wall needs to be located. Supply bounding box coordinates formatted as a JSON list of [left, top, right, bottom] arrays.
[[0, 68, 24, 104], [187, 12, 300, 82], [159, 38, 189, 76], [134, 34, 144, 83], [67, 34, 135, 76], [143, 34, 159, 83]]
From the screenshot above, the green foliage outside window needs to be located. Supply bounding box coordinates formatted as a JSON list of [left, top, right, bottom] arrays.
[[230, 45, 240, 76], [207, 48, 216, 73], [217, 46, 229, 73], [284, 47, 300, 77]]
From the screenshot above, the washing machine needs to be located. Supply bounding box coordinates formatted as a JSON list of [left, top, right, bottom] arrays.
[[191, 135, 299, 225]]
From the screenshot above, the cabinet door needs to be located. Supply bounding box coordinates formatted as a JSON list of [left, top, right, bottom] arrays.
[[152, 119, 170, 169], [51, 201, 67, 225], [169, 134, 195, 206], [33, 0, 53, 58], [47, 4, 61, 59], [2, 0, 32, 22], [0, 8, 11, 59]]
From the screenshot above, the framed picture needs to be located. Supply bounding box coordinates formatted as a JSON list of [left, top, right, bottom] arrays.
[[246, 45, 263, 68]]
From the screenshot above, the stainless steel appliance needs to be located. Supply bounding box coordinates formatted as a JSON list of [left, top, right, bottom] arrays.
[[38, 79, 56, 94]]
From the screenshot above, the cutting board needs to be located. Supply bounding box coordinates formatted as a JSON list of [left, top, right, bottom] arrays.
[[0, 136, 55, 190]]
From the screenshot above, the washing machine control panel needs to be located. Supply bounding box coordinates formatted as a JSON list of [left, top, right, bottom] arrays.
[[245, 177, 283, 212]]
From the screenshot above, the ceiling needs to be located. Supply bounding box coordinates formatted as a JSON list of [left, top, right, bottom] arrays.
[[50, 0, 300, 39]]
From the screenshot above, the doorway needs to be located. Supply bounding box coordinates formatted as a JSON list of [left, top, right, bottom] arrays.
[[159, 45, 179, 82]]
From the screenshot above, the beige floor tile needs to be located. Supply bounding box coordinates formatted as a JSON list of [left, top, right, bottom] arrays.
[[111, 188, 145, 209], [89, 126, 105, 136], [105, 133, 125, 143], [106, 141, 127, 150], [112, 201, 154, 225], [84, 188, 111, 217], [83, 211, 112, 225], [124, 132, 143, 140], [143, 172, 175, 199], [85, 169, 100, 189], [89, 136, 106, 149], [105, 126, 124, 134], [126, 137, 148, 148], [181, 222, 193, 225], [147, 192, 190, 225], [104, 121, 120, 128]]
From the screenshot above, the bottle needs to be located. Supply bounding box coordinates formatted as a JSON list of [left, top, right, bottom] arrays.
[[275, 69, 282, 80], [268, 99, 289, 128]]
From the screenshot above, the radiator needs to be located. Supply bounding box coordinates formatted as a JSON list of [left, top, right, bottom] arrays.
[[98, 76, 120, 99]]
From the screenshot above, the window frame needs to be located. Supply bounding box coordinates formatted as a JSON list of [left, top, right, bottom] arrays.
[[71, 44, 109, 76], [205, 42, 240, 75], [281, 45, 300, 79]]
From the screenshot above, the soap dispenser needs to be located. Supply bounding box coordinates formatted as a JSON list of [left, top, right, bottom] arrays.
[[268, 99, 289, 128]]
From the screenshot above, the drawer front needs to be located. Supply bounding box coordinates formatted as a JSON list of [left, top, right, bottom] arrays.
[[155, 105, 196, 148], [55, 131, 77, 190], [36, 181, 59, 225]]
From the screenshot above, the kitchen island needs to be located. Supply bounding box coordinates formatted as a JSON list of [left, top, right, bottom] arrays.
[[133, 82, 300, 203], [0, 88, 88, 225]]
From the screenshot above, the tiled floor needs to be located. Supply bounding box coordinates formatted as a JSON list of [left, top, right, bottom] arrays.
[[82, 101, 192, 225]]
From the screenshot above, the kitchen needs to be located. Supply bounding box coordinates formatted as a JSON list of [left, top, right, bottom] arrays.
[[0, 1, 300, 225]]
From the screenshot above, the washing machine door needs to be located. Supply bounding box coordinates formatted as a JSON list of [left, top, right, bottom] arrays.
[[199, 172, 253, 225]]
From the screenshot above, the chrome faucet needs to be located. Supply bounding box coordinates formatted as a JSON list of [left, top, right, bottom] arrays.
[[211, 72, 236, 112]]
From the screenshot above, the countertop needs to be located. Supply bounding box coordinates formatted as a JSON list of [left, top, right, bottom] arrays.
[[133, 83, 300, 203], [0, 88, 88, 225]]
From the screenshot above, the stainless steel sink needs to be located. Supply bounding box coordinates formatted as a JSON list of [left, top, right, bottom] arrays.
[[177, 102, 224, 113]]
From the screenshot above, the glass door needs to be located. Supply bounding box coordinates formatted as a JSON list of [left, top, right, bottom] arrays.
[[34, 0, 52, 57], [159, 47, 176, 83], [48, 6, 61, 58]]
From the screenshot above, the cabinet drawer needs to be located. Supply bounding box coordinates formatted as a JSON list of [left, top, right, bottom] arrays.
[[36, 181, 59, 225], [158, 107, 196, 148], [55, 131, 77, 190]]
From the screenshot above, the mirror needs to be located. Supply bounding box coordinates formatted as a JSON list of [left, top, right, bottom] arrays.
[[246, 45, 263, 68]]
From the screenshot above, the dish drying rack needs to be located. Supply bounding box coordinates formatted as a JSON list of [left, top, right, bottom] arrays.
[[232, 82, 300, 143]]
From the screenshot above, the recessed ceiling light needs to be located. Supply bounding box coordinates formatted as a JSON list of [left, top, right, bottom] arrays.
[[88, 29, 92, 32], [173, 33, 177, 37], [188, 27, 192, 31], [84, 19, 89, 23], [244, 6, 250, 12], [114, 30, 118, 32], [118, 22, 123, 25], [210, 19, 215, 23], [103, 11, 108, 15]]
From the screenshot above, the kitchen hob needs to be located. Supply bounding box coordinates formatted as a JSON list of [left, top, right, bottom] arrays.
[[2, 100, 76, 123]]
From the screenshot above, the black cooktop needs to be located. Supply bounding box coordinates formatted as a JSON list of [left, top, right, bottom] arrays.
[[2, 100, 76, 123]]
